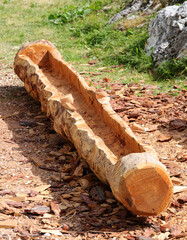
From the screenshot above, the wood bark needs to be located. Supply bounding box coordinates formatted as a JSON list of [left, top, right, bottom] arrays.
[[14, 40, 173, 216]]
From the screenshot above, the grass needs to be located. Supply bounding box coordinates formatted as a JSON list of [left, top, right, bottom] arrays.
[[0, 0, 186, 93]]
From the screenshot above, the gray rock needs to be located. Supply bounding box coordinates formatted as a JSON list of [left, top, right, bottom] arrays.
[[146, 2, 187, 63], [108, 0, 154, 24]]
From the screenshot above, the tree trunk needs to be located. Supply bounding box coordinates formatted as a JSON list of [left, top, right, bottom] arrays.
[[14, 40, 173, 216]]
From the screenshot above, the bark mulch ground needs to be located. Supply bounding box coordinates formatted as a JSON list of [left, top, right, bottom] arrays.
[[0, 63, 186, 239]]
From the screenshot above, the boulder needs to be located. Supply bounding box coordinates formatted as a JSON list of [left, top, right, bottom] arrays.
[[146, 2, 187, 63], [108, 0, 159, 24]]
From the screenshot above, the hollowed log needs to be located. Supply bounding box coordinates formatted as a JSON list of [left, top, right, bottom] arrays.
[[14, 40, 173, 216]]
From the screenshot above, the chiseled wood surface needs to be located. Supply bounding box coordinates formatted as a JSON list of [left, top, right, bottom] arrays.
[[14, 40, 173, 216]]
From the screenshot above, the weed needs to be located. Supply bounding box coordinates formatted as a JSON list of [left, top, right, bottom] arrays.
[[155, 58, 187, 80], [3, 0, 11, 3], [48, 1, 104, 25], [103, 27, 153, 72]]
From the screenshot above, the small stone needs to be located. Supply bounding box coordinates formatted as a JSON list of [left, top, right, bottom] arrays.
[[146, 2, 187, 63]]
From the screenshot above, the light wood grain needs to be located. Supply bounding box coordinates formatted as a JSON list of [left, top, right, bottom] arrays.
[[14, 40, 173, 216]]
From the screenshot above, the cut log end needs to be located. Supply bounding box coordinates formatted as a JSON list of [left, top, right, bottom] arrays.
[[122, 166, 173, 216], [110, 153, 173, 216]]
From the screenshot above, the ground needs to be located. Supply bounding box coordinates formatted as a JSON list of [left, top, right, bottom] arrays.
[[0, 61, 186, 239]]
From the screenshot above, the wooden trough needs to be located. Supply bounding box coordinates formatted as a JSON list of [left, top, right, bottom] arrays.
[[14, 40, 173, 216]]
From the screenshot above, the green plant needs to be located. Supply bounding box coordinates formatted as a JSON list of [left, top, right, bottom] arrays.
[[3, 0, 11, 3], [155, 58, 187, 80], [107, 28, 153, 72], [48, 6, 91, 25], [48, 1, 104, 25]]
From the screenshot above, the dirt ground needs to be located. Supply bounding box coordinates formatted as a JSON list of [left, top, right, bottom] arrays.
[[0, 62, 186, 239]]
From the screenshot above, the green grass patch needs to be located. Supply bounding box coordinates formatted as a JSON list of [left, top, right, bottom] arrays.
[[0, 0, 186, 95], [154, 58, 187, 80]]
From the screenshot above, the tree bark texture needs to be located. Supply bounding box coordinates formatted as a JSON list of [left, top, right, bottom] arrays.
[[14, 40, 173, 216]]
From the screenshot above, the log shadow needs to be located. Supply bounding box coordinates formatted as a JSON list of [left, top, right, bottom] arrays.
[[0, 85, 157, 237]]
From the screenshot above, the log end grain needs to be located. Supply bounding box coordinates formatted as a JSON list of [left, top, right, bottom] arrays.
[[110, 153, 173, 216]]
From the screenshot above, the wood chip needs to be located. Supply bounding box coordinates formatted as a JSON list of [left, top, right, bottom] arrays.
[[31, 157, 45, 167], [0, 196, 27, 202], [27, 195, 53, 201], [130, 123, 145, 133], [51, 202, 61, 217], [157, 134, 173, 142], [25, 205, 50, 215], [174, 185, 187, 193], [0, 220, 17, 228], [0, 213, 10, 220], [171, 177, 182, 185], [40, 229, 63, 236], [33, 185, 51, 193]]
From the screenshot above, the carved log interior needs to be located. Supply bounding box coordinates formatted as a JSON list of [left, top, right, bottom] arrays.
[[14, 40, 173, 216]]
